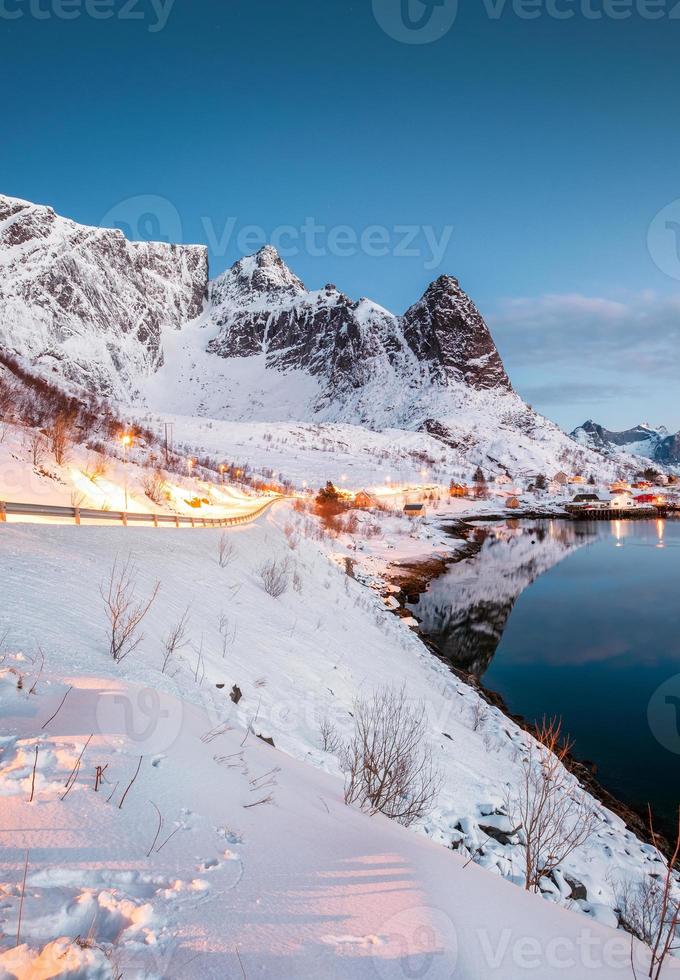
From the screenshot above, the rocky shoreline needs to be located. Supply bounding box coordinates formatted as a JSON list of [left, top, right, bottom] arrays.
[[383, 514, 672, 857]]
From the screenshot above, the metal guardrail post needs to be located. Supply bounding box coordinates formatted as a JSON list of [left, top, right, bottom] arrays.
[[74, 507, 81, 526], [121, 512, 128, 527], [0, 502, 5, 522]]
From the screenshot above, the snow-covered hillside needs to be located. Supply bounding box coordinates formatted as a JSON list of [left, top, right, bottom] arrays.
[[1, 512, 678, 977]]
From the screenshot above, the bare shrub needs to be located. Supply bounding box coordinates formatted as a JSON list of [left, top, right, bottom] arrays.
[[469, 698, 486, 732], [162, 606, 191, 674], [217, 533, 237, 568], [142, 468, 167, 506], [344, 512, 359, 534], [46, 410, 75, 465], [319, 717, 341, 754], [84, 453, 108, 482], [100, 557, 160, 662], [506, 717, 598, 893], [258, 557, 290, 598], [616, 810, 680, 979], [25, 430, 47, 467], [283, 522, 300, 550], [341, 686, 441, 827]]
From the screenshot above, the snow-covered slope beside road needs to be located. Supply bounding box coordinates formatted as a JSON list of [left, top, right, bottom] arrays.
[[0, 516, 676, 977]]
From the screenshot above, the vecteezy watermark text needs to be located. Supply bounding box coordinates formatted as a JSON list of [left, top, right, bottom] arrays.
[[201, 217, 454, 270], [100, 195, 455, 270], [0, 0, 175, 32], [373, 0, 680, 45]]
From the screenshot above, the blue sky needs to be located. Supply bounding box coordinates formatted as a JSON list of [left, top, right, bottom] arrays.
[[1, 0, 679, 430]]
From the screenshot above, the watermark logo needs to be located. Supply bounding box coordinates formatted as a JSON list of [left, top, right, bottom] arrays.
[[371, 904, 458, 978], [648, 199, 680, 281], [100, 196, 454, 270], [0, 0, 175, 32], [372, 0, 459, 43], [94, 683, 184, 755], [100, 193, 183, 246], [648, 673, 680, 754]]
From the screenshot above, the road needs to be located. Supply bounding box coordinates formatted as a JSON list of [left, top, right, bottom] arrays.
[[0, 495, 282, 528]]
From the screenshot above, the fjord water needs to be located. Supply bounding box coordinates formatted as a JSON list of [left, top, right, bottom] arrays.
[[410, 518, 680, 831]]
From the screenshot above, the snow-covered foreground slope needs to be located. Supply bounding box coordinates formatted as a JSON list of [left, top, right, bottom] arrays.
[[1, 513, 676, 976]]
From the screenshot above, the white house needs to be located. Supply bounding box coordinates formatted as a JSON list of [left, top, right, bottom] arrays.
[[610, 491, 634, 509]]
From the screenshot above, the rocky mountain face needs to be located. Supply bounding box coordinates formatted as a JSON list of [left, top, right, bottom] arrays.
[[205, 248, 512, 422], [0, 195, 632, 477], [571, 419, 680, 467], [0, 194, 207, 400]]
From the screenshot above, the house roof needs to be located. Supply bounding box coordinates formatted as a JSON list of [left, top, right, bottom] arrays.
[[403, 503, 424, 512]]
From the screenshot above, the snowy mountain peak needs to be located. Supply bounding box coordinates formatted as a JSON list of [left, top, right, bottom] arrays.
[[211, 245, 305, 308]]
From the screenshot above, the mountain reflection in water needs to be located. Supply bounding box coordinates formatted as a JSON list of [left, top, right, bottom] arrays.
[[409, 520, 595, 678], [409, 518, 680, 829]]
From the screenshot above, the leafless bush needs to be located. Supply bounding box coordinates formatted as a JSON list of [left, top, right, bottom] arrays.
[[616, 810, 680, 979], [344, 513, 359, 534], [341, 686, 441, 827], [100, 557, 160, 662], [142, 468, 167, 505], [469, 698, 486, 732], [25, 429, 47, 467], [319, 717, 341, 754], [505, 717, 598, 893], [161, 606, 191, 674], [46, 410, 75, 465], [616, 874, 665, 949], [283, 522, 300, 550], [258, 557, 290, 598], [84, 453, 108, 482], [217, 533, 237, 568]]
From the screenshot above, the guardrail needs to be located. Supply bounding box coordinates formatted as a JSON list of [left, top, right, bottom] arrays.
[[0, 496, 281, 528]]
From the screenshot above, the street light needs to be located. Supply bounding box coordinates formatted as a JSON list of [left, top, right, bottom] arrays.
[[120, 433, 133, 511], [219, 464, 226, 484]]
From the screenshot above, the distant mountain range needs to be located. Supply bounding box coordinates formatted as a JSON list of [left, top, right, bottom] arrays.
[[0, 193, 641, 478], [571, 420, 680, 468]]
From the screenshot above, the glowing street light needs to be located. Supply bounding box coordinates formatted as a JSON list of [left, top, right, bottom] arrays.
[[219, 463, 226, 484], [120, 433, 133, 510]]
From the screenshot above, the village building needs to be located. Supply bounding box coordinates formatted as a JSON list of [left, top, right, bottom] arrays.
[[449, 483, 468, 498], [552, 471, 569, 486], [403, 503, 426, 518], [610, 491, 635, 509], [505, 495, 521, 509], [354, 489, 378, 509]]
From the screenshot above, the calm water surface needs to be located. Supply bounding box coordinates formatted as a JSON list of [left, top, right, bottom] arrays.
[[409, 518, 680, 831]]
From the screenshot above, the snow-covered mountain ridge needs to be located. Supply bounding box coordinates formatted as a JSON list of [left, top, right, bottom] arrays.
[[0, 194, 630, 478], [0, 194, 207, 400], [572, 419, 680, 468]]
